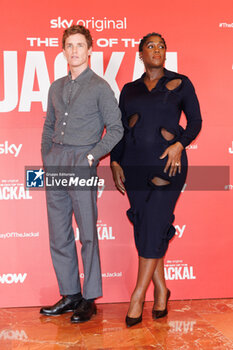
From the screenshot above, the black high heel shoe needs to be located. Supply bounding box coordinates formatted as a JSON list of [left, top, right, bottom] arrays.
[[125, 301, 144, 327], [152, 289, 171, 319], [125, 313, 142, 327]]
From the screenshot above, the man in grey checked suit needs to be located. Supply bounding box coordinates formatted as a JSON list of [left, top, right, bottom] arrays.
[[40, 25, 123, 323]]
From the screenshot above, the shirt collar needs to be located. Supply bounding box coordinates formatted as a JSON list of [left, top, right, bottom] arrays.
[[64, 66, 92, 85], [163, 68, 177, 78], [137, 67, 176, 84]]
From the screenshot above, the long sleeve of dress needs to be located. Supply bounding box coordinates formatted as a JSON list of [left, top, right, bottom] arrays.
[[178, 78, 202, 148]]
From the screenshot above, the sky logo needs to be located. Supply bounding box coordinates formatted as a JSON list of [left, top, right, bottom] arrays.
[[26, 169, 45, 188]]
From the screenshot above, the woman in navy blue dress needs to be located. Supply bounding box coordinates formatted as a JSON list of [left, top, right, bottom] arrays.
[[111, 33, 202, 327]]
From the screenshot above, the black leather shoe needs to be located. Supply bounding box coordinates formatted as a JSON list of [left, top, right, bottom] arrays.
[[40, 296, 82, 316], [125, 313, 142, 327], [71, 299, 97, 323], [152, 289, 171, 319]]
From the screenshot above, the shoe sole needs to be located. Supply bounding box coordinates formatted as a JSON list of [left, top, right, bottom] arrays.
[[70, 310, 97, 323], [40, 309, 76, 316], [71, 317, 91, 323], [71, 314, 96, 324]]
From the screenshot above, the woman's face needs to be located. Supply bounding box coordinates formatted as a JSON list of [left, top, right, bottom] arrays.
[[140, 35, 166, 69]]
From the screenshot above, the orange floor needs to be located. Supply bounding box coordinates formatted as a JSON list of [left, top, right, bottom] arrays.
[[1, 299, 233, 349]]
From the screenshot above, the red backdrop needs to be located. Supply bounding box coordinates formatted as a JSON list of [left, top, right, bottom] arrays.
[[0, 0, 232, 307]]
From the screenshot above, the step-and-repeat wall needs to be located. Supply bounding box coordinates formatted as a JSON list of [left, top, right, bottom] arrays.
[[0, 0, 232, 307]]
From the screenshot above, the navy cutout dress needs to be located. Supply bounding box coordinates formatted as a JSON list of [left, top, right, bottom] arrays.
[[111, 69, 202, 259]]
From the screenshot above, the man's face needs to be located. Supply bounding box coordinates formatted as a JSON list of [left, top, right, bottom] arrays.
[[63, 33, 92, 70]]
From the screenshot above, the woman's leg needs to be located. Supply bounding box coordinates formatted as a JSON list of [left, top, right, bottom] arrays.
[[127, 257, 158, 317], [152, 257, 168, 310]]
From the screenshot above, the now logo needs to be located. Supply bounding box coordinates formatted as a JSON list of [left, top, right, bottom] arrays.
[[0, 273, 27, 284]]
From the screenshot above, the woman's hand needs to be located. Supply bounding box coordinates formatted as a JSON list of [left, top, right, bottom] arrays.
[[110, 161, 126, 194], [160, 142, 184, 177]]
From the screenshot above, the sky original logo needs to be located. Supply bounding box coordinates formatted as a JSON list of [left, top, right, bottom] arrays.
[[26, 169, 45, 188], [0, 141, 22, 157], [50, 16, 127, 31]]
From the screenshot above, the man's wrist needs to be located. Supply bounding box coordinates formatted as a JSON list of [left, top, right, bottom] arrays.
[[87, 154, 94, 161]]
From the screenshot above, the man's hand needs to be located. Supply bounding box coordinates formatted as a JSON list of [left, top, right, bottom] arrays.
[[87, 159, 94, 167], [110, 161, 126, 194], [87, 154, 94, 167]]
